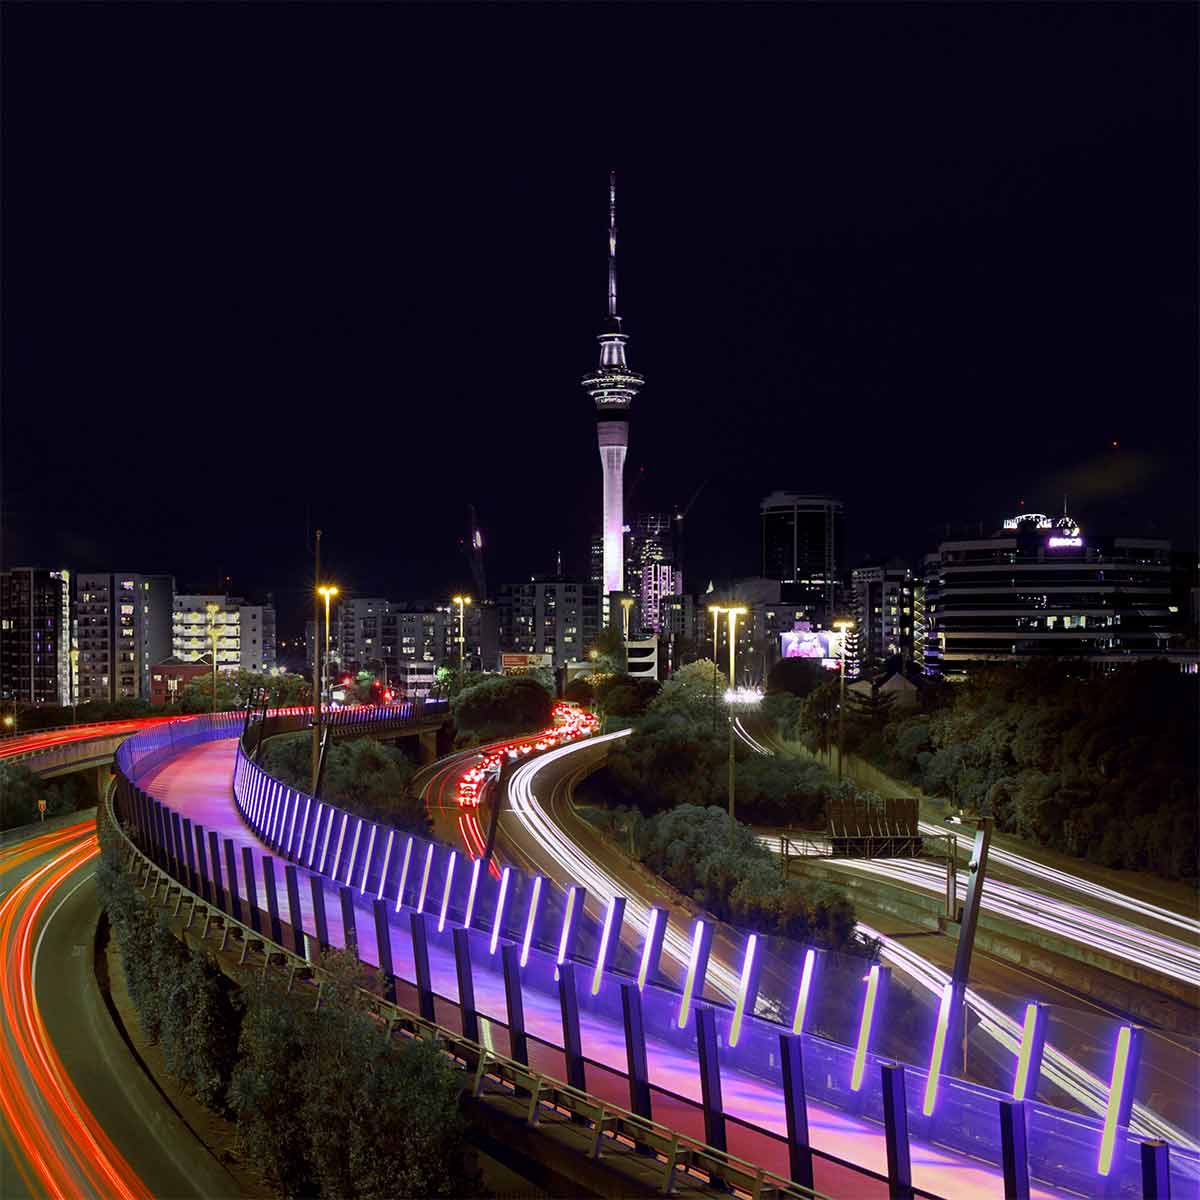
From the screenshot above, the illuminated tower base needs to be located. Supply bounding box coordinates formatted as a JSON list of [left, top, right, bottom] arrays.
[[598, 421, 628, 596]]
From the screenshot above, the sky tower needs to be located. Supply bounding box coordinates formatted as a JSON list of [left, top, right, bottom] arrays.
[[581, 170, 644, 606]]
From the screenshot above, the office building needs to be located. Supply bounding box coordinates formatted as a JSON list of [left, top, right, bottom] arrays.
[[75, 572, 174, 702], [925, 512, 1178, 677], [760, 492, 845, 620], [150, 655, 211, 706], [581, 172, 645, 609], [850, 562, 914, 666], [172, 594, 277, 674], [0, 568, 72, 706], [628, 512, 681, 635], [498, 578, 601, 668]]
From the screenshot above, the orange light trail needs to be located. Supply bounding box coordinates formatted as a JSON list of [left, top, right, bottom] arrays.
[[0, 825, 155, 1200]]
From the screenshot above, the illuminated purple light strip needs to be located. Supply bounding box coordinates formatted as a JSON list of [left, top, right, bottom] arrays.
[[637, 908, 660, 992], [345, 817, 363, 885], [463, 858, 482, 929], [393, 837, 414, 912], [376, 830, 395, 901], [416, 843, 434, 913], [792, 948, 817, 1034], [520, 876, 543, 966], [438, 851, 457, 933], [359, 825, 377, 894], [490, 867, 511, 954]]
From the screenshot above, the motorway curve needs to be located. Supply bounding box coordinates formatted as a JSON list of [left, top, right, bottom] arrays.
[[0, 815, 237, 1200]]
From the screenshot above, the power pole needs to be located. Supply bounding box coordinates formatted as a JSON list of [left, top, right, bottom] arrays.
[[312, 529, 322, 793]]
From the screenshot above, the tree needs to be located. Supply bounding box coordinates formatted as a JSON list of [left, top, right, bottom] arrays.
[[589, 624, 628, 674], [767, 656, 828, 699], [649, 659, 727, 725], [593, 673, 659, 718], [451, 674, 553, 740]]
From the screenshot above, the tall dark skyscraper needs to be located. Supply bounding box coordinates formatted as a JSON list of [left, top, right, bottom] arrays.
[[760, 492, 845, 617], [581, 172, 644, 607]]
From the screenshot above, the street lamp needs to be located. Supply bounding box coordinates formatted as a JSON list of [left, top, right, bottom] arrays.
[[620, 596, 634, 641], [205, 603, 221, 714], [707, 605, 725, 734], [452, 595, 472, 673], [723, 606, 749, 833], [317, 585, 339, 703], [833, 618, 855, 781]]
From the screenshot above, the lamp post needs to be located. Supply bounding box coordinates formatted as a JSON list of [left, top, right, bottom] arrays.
[[452, 595, 472, 673], [833, 618, 855, 781], [707, 605, 725, 734], [317, 585, 339, 703], [205, 603, 221, 714], [724, 606, 749, 830], [620, 596, 634, 641]]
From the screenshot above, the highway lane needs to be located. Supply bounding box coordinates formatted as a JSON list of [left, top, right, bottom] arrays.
[[142, 730, 1087, 1199], [506, 733, 1199, 1155], [738, 718, 1200, 946], [0, 817, 238, 1200]]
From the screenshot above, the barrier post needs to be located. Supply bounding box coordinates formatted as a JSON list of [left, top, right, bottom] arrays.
[[241, 846, 261, 934], [373, 900, 396, 1005], [999, 1099, 1031, 1200], [309, 875, 330, 951], [881, 1063, 914, 1200], [557, 961, 586, 1095], [339, 885, 358, 956], [181, 817, 198, 892], [284, 864, 305, 955], [780, 1033, 814, 1190], [223, 839, 242, 922], [1140, 1140, 1171, 1200], [695, 1006, 727, 1156], [453, 927, 479, 1043], [262, 856, 283, 945], [409, 911, 435, 1022], [193, 823, 211, 903], [208, 831, 225, 911], [501, 942, 528, 1068], [620, 981, 653, 1142]]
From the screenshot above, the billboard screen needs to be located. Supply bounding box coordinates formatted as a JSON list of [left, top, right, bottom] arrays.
[[780, 624, 841, 669]]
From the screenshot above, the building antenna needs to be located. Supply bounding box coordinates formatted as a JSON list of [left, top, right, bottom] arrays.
[[607, 169, 618, 322]]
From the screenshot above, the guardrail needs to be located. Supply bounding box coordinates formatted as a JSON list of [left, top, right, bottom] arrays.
[[102, 784, 833, 1200], [110, 716, 1193, 1200]]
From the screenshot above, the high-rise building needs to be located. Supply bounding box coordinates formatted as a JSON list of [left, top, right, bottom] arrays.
[[627, 512, 681, 635], [498, 578, 601, 668], [0, 568, 72, 706], [75, 572, 174, 702], [581, 172, 644, 612], [760, 492, 845, 620], [850, 562, 914, 666], [924, 512, 1179, 678], [172, 594, 276, 674]]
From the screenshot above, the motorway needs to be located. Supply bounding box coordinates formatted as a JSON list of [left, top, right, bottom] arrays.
[[732, 719, 1200, 1142], [0, 812, 239, 1200], [135, 727, 1094, 1199], [496, 731, 1200, 1156]]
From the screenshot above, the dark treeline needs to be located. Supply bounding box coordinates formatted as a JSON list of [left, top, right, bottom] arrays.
[[787, 660, 1199, 882], [96, 832, 479, 1198], [450, 673, 554, 743]]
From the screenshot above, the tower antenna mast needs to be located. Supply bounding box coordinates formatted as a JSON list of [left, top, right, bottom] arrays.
[[608, 169, 618, 321]]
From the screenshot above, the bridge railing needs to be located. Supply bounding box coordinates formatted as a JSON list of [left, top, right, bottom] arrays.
[[109, 717, 1196, 1200], [102, 780, 837, 1200]]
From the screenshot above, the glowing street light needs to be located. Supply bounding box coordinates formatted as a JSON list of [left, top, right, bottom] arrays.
[[833, 618, 855, 780], [452, 594, 472, 672], [620, 595, 634, 641], [722, 605, 751, 833], [317, 585, 339, 704]]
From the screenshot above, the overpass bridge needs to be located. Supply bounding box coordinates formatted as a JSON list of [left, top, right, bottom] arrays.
[[99, 712, 1196, 1200]]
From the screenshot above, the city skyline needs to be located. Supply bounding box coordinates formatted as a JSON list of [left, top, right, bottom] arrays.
[[4, 6, 1196, 634]]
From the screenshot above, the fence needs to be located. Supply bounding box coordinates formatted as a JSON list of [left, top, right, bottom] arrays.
[[111, 717, 1196, 1200]]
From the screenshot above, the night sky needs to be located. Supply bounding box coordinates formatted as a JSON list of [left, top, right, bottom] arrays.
[[3, 4, 1196, 634]]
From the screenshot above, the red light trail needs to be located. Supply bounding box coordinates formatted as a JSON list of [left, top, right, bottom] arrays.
[[0, 820, 154, 1200]]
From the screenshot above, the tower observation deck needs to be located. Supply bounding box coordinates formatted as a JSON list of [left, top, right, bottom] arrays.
[[581, 170, 644, 600]]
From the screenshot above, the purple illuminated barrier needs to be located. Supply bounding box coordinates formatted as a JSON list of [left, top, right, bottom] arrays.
[[116, 720, 1200, 1199]]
